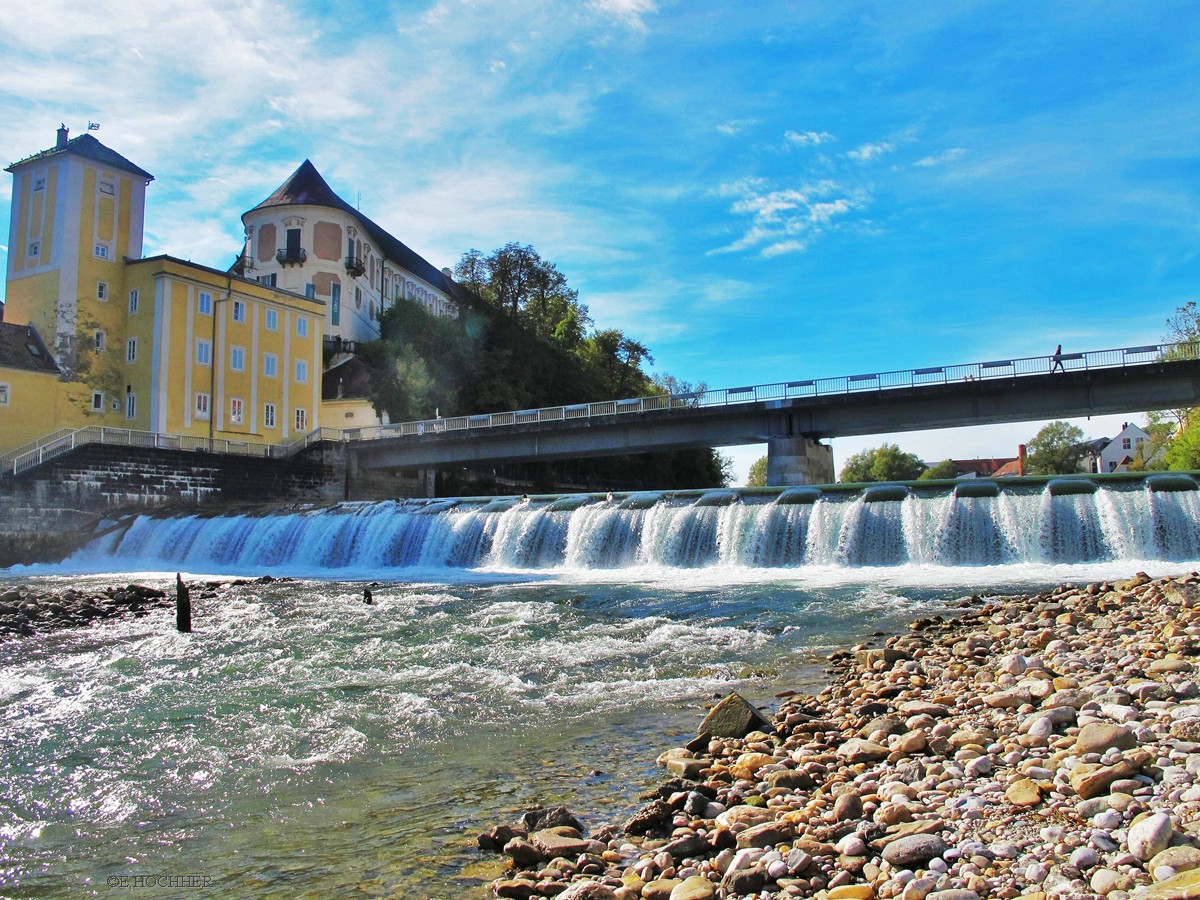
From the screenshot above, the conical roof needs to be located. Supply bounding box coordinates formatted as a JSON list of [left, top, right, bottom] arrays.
[[246, 160, 457, 295]]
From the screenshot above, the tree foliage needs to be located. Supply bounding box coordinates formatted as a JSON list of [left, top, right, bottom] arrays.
[[1024, 421, 1086, 475], [917, 459, 959, 481], [839, 444, 926, 483], [364, 243, 729, 490], [747, 455, 769, 487]]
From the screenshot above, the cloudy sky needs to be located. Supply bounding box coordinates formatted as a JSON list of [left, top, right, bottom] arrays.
[[2, 1, 1197, 481]]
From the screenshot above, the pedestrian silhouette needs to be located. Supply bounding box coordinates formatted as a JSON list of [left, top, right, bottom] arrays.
[[1051, 344, 1064, 373]]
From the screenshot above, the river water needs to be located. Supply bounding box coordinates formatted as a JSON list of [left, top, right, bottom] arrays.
[[2, 482, 1199, 898]]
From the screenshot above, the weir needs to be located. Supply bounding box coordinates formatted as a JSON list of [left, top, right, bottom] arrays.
[[73, 474, 1200, 573]]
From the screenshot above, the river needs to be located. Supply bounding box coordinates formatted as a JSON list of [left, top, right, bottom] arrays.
[[2, 480, 1198, 897]]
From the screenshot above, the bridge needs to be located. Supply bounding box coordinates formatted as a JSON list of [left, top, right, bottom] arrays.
[[341, 342, 1200, 486]]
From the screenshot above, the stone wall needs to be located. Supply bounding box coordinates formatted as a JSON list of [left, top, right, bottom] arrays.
[[0, 443, 351, 566]]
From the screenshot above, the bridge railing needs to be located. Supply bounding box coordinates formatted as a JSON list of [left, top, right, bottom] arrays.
[[342, 340, 1197, 445]]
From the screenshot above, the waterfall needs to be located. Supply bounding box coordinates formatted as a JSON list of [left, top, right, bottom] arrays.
[[67, 478, 1200, 575]]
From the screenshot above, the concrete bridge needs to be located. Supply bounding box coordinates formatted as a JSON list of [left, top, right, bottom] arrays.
[[342, 343, 1200, 486]]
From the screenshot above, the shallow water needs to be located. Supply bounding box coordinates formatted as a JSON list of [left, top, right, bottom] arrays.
[[2, 560, 1194, 898]]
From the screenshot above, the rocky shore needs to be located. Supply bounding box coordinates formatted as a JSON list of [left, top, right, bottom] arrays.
[[0, 577, 283, 637], [479, 572, 1200, 900]]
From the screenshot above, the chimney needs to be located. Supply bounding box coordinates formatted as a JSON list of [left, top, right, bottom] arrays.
[[1017, 443, 1027, 477], [441, 267, 454, 281], [56, 124, 69, 149]]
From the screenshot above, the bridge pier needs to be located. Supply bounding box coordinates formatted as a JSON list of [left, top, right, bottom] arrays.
[[766, 435, 835, 486]]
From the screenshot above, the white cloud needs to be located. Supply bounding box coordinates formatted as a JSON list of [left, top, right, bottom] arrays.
[[718, 119, 760, 136], [846, 141, 894, 161], [591, 0, 659, 29], [915, 147, 968, 167], [710, 179, 866, 257], [784, 130, 834, 147]]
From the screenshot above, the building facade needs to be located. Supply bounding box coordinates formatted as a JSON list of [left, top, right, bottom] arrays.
[[236, 160, 459, 345], [1, 128, 328, 457]]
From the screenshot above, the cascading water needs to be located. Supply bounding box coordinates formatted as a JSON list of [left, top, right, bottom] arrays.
[[67, 479, 1200, 575]]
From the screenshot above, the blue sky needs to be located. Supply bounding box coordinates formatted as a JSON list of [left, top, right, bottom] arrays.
[[2, 1, 1197, 481]]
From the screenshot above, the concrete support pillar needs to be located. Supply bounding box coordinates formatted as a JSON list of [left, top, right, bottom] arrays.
[[766, 435, 835, 486]]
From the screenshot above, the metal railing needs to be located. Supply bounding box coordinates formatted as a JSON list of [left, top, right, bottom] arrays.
[[3, 341, 1193, 476], [337, 341, 1193, 445], [0, 425, 332, 478]]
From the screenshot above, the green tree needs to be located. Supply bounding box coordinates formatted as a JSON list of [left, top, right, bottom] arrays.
[[917, 459, 959, 481], [747, 455, 769, 487], [1025, 421, 1086, 475], [1164, 418, 1200, 470], [839, 443, 926, 483]]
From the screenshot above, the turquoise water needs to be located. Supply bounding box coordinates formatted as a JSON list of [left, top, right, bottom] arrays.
[[1, 562, 1189, 898]]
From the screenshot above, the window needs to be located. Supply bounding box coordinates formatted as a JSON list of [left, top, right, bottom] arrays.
[[257, 273, 277, 287], [230, 346, 246, 371], [97, 281, 109, 301], [125, 393, 136, 419], [196, 339, 212, 366], [369, 300, 375, 321], [33, 176, 45, 192], [355, 286, 362, 309], [265, 308, 278, 331], [128, 289, 139, 313], [198, 291, 213, 315], [296, 316, 308, 338], [232, 300, 246, 322], [94, 330, 106, 352], [295, 408, 308, 432], [195, 393, 210, 420], [263, 353, 278, 378], [304, 283, 316, 299], [263, 403, 277, 429], [1122, 438, 1132, 450], [100, 180, 115, 196], [230, 398, 244, 425], [0, 383, 9, 406], [27, 241, 40, 258], [94, 243, 110, 259], [295, 360, 308, 383], [126, 338, 137, 363]]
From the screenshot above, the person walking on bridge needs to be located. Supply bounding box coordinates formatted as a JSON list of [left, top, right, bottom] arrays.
[[1051, 344, 1065, 373]]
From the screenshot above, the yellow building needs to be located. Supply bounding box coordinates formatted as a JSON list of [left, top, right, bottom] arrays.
[[1, 127, 331, 458]]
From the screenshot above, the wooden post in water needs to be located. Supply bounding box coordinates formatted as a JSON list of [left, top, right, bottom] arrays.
[[176, 573, 192, 633]]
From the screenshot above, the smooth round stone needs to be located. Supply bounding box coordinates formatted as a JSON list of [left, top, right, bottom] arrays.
[[1071, 847, 1100, 869], [1128, 812, 1175, 861], [1154, 865, 1179, 882], [883, 835, 949, 869], [838, 835, 868, 857]]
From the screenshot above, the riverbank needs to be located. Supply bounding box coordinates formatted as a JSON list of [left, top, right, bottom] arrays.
[[481, 572, 1200, 900]]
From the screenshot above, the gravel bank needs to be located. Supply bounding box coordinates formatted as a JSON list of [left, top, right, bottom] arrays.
[[480, 572, 1200, 900]]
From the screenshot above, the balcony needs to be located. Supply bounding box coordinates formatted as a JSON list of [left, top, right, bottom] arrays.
[[276, 247, 308, 266], [345, 256, 366, 278]]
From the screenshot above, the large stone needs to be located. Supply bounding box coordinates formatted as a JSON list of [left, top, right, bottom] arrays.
[[1069, 759, 1139, 800], [668, 875, 717, 900], [1151, 847, 1200, 875], [556, 883, 618, 900], [1129, 813, 1176, 862], [1130, 867, 1200, 898], [856, 647, 908, 670], [881, 834, 949, 868], [736, 820, 794, 849], [698, 692, 773, 739], [837, 738, 891, 764], [827, 887, 876, 899], [530, 826, 592, 859], [625, 799, 673, 835], [643, 880, 682, 900], [665, 757, 710, 780], [1076, 722, 1139, 756], [765, 769, 815, 790], [1171, 719, 1200, 743], [1005, 778, 1043, 807]]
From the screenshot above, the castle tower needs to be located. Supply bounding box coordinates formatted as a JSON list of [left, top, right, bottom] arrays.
[[4, 125, 153, 373]]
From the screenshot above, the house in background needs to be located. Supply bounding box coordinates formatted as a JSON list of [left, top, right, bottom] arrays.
[[1098, 422, 1153, 472]]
